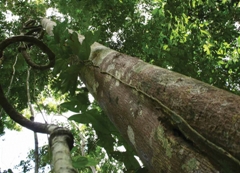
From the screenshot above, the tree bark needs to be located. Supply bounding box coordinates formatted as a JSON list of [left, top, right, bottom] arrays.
[[41, 18, 240, 172], [78, 43, 240, 172]]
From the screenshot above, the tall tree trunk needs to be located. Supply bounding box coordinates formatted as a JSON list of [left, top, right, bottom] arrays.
[[41, 18, 240, 172], [78, 43, 240, 173]]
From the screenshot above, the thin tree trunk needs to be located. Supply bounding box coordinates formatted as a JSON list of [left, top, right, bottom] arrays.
[[26, 66, 39, 173], [0, 55, 18, 118]]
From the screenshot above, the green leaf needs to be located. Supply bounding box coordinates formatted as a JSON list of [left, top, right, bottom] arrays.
[[68, 109, 109, 134], [53, 20, 68, 43], [152, 8, 159, 16], [110, 151, 140, 170], [68, 32, 82, 56], [60, 101, 79, 113], [97, 132, 115, 152], [60, 92, 90, 112], [203, 44, 210, 55], [237, 36, 240, 47], [52, 58, 68, 76], [200, 29, 210, 37], [78, 39, 91, 60], [58, 65, 80, 95], [72, 156, 98, 169], [78, 30, 100, 60], [85, 30, 101, 45]]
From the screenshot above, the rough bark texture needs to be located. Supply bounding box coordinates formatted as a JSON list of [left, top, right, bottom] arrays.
[[78, 43, 240, 173], [40, 17, 240, 172]]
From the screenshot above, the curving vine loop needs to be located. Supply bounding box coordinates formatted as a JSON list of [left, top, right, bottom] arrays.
[[0, 32, 55, 132], [0, 35, 55, 70], [0, 21, 74, 167]]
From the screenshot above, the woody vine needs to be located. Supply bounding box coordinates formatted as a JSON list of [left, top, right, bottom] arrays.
[[0, 19, 76, 173]]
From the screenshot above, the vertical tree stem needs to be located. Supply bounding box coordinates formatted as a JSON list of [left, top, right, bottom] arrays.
[[26, 66, 39, 173], [0, 55, 18, 117]]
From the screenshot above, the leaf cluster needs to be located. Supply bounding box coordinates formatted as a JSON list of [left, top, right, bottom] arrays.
[[48, 20, 100, 96]]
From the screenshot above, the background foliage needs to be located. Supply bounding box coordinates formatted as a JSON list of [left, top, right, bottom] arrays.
[[0, 0, 239, 172]]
